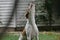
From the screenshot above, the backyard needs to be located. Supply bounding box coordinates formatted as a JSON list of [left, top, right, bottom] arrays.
[[0, 32, 60, 40]]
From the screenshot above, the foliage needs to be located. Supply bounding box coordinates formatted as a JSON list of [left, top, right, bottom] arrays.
[[35, 0, 53, 25]]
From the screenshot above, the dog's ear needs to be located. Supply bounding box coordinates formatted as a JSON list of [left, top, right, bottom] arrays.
[[25, 9, 29, 19], [25, 12, 29, 19]]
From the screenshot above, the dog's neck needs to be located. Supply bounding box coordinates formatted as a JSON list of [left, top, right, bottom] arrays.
[[26, 3, 36, 25], [26, 19, 29, 24]]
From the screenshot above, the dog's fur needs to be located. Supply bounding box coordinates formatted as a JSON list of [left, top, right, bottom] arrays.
[[18, 2, 39, 40]]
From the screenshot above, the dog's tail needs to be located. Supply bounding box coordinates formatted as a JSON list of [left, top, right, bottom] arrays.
[[18, 33, 23, 40]]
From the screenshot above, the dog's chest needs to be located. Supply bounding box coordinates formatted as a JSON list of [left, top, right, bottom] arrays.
[[26, 23, 37, 36]]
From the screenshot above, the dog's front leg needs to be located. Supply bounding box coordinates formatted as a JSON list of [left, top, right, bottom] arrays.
[[35, 33, 39, 40], [35, 24, 39, 40], [37, 34, 39, 40], [27, 33, 31, 40], [18, 33, 23, 40], [26, 29, 31, 40]]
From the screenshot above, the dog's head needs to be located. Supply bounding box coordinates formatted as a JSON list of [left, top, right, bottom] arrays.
[[25, 3, 33, 19]]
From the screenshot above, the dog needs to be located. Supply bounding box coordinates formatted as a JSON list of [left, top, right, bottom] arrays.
[[18, 2, 39, 40]]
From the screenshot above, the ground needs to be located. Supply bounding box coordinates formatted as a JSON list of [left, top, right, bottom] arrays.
[[0, 32, 60, 40]]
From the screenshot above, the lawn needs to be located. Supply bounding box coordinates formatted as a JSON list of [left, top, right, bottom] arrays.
[[0, 32, 60, 40]]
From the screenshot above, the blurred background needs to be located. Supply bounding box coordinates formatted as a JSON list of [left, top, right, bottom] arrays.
[[0, 0, 60, 40], [0, 0, 60, 31]]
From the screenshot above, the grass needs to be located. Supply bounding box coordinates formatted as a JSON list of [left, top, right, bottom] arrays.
[[39, 32, 60, 40], [0, 33, 19, 40], [0, 32, 60, 40]]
